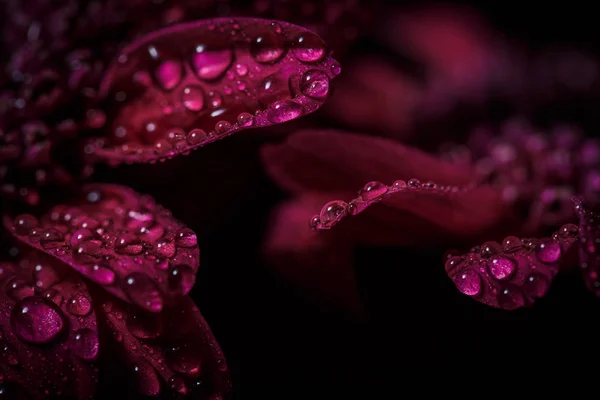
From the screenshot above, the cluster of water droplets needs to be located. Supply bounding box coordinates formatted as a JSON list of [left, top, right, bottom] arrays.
[[85, 18, 340, 164], [6, 185, 199, 312], [310, 178, 473, 230], [445, 222, 580, 309]]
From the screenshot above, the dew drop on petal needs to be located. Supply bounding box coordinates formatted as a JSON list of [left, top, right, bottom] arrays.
[[359, 181, 388, 201], [480, 241, 502, 258], [190, 46, 233, 80], [488, 256, 516, 280], [66, 293, 92, 316], [250, 32, 285, 63], [115, 233, 144, 255], [536, 240, 562, 263], [186, 129, 207, 146], [6, 279, 34, 301], [444, 256, 463, 274], [267, 100, 304, 124], [124, 273, 163, 312], [497, 286, 525, 310], [292, 32, 326, 63], [181, 85, 205, 112], [237, 112, 254, 127], [70, 328, 99, 360], [175, 228, 197, 248], [502, 236, 523, 253], [42, 289, 63, 306], [453, 269, 481, 296], [13, 214, 38, 235], [71, 228, 99, 246], [10, 296, 65, 344], [168, 265, 195, 296], [84, 262, 116, 285], [319, 200, 348, 228], [155, 60, 183, 91], [299, 70, 330, 99], [523, 273, 550, 298], [40, 229, 65, 251], [559, 223, 579, 239], [214, 120, 232, 135]]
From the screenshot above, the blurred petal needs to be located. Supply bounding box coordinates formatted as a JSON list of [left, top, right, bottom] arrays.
[[0, 249, 98, 399], [445, 223, 580, 309], [88, 18, 340, 164], [96, 294, 230, 398], [574, 198, 600, 296], [263, 195, 364, 317], [4, 184, 200, 312]]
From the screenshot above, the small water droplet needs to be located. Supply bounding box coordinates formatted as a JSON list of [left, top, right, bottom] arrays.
[[359, 181, 388, 201], [181, 85, 205, 112], [115, 233, 145, 255], [250, 32, 285, 63], [444, 256, 463, 274], [267, 100, 304, 123], [407, 179, 421, 188], [536, 240, 562, 263], [292, 32, 326, 63], [186, 129, 207, 146], [42, 289, 63, 306], [480, 241, 502, 258], [497, 286, 525, 310], [208, 91, 223, 108], [40, 229, 65, 251], [299, 70, 330, 99], [559, 223, 579, 239], [124, 273, 163, 312], [319, 200, 348, 228], [190, 46, 233, 80], [237, 112, 254, 127], [235, 63, 248, 76], [168, 265, 195, 295], [13, 214, 38, 235], [502, 236, 523, 253], [214, 120, 232, 135], [154, 60, 183, 90], [524, 273, 550, 298], [10, 296, 65, 344], [155, 238, 176, 258], [71, 228, 100, 246], [175, 228, 197, 248], [454, 269, 481, 296], [488, 256, 516, 280], [66, 293, 92, 316], [6, 279, 34, 300], [70, 328, 99, 360], [33, 264, 60, 290], [83, 262, 116, 285]]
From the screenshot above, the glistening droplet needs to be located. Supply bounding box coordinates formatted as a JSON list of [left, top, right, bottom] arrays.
[[10, 296, 65, 344]]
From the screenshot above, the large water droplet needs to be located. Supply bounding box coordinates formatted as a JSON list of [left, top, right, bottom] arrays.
[[155, 60, 183, 91], [502, 236, 523, 253], [13, 214, 38, 235], [70, 328, 99, 360], [181, 85, 205, 112], [497, 286, 525, 310], [454, 269, 481, 296], [115, 233, 145, 255], [66, 293, 92, 316], [250, 32, 285, 63], [300, 70, 330, 99], [126, 313, 162, 339], [488, 256, 516, 280], [444, 256, 463, 274], [70, 228, 100, 246], [10, 296, 65, 344], [267, 100, 304, 124], [359, 181, 388, 201], [166, 343, 202, 377], [480, 241, 502, 258], [155, 238, 176, 258], [319, 200, 348, 228], [559, 223, 579, 239], [168, 265, 195, 296], [175, 228, 197, 248], [186, 129, 207, 146], [84, 262, 116, 285], [124, 273, 163, 312], [536, 240, 561, 263], [214, 120, 232, 135], [292, 32, 326, 63], [40, 229, 65, 251], [190, 46, 233, 80]]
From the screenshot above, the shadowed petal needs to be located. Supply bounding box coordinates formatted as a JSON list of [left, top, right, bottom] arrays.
[[96, 293, 230, 398], [574, 198, 600, 295], [4, 184, 200, 312], [87, 18, 340, 164], [0, 249, 98, 399]]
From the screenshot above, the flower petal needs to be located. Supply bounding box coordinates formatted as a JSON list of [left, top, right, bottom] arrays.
[[96, 293, 230, 398], [574, 198, 600, 295], [0, 248, 98, 399], [86, 18, 340, 164], [445, 224, 580, 309], [264, 195, 364, 317], [4, 184, 200, 312]]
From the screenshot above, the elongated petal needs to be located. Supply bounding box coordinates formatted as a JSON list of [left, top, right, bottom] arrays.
[[96, 293, 229, 398], [574, 198, 600, 295], [86, 18, 340, 164], [445, 224, 580, 309], [0, 249, 98, 399], [4, 184, 200, 312]]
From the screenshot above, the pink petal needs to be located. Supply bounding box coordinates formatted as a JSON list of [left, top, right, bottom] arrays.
[[0, 248, 98, 399], [264, 195, 364, 317], [445, 224, 580, 309], [4, 184, 200, 312], [96, 293, 230, 398], [574, 198, 600, 295], [87, 18, 340, 164]]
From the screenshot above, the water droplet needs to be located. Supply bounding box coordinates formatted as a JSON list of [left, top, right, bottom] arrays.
[[235, 63, 248, 76], [444, 256, 463, 274], [168, 265, 195, 296], [250, 33, 285, 63], [126, 313, 162, 339], [66, 293, 92, 316], [33, 264, 60, 290], [319, 200, 348, 228], [10, 296, 65, 344], [181, 85, 205, 112], [124, 273, 163, 312], [42, 289, 63, 306], [392, 180, 407, 190], [330, 63, 342, 76], [6, 279, 34, 300], [299, 69, 330, 99], [155, 139, 172, 156], [40, 229, 65, 251], [523, 273, 550, 298], [237, 112, 254, 127], [359, 181, 388, 201], [70, 328, 99, 360], [536, 240, 561, 263], [133, 361, 161, 396], [186, 129, 207, 146], [497, 286, 525, 310], [155, 60, 183, 90], [71, 228, 100, 246], [28, 227, 43, 243], [115, 233, 144, 255], [83, 262, 115, 285], [155, 238, 176, 258], [214, 120, 232, 135], [166, 343, 202, 377], [502, 236, 523, 253], [407, 179, 421, 188], [559, 223, 579, 239], [292, 32, 326, 63], [175, 228, 197, 248], [454, 269, 481, 296], [168, 375, 189, 395], [13, 214, 38, 235], [190, 46, 233, 80], [487, 256, 516, 280], [480, 241, 502, 258], [267, 100, 304, 124]]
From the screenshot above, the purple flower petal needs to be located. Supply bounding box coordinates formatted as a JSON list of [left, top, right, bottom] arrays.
[[4, 184, 200, 312], [86, 18, 340, 164], [0, 249, 98, 399]]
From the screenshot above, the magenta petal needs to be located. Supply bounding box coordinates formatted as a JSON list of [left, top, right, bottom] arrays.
[[86, 18, 340, 164], [97, 294, 230, 398], [574, 198, 600, 295], [445, 224, 580, 309], [0, 249, 98, 399], [3, 184, 200, 312]]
